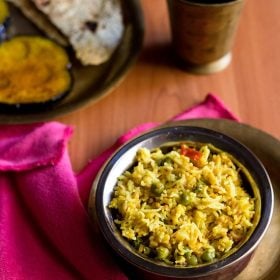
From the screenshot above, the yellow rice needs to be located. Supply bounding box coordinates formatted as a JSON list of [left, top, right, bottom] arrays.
[[109, 142, 256, 266]]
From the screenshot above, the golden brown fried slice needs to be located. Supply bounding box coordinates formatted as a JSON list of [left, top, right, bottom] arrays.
[[0, 36, 72, 105], [0, 0, 9, 24]]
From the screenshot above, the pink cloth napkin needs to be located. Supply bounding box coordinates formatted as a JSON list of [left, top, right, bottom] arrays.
[[0, 94, 238, 280]]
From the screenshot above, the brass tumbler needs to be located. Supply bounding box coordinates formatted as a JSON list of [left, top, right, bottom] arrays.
[[167, 0, 244, 74]]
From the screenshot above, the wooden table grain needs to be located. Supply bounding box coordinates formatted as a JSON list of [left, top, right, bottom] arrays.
[[58, 0, 280, 172]]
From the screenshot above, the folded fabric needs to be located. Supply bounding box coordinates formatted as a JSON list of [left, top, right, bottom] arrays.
[[0, 93, 238, 280]]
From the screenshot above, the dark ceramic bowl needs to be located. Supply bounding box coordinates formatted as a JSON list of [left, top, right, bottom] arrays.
[[89, 125, 274, 280]]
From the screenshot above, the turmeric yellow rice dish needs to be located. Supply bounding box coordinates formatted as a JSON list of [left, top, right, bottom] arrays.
[[109, 142, 256, 267]]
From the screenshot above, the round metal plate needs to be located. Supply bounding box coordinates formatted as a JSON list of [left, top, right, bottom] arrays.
[[88, 118, 280, 279], [0, 0, 144, 123]]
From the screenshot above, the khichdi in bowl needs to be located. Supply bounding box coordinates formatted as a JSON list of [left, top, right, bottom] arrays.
[[89, 125, 273, 280]]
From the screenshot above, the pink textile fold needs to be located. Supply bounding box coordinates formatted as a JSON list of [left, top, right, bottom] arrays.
[[0, 93, 237, 280]]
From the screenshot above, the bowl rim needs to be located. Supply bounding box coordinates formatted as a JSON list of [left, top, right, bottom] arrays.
[[92, 125, 274, 278]]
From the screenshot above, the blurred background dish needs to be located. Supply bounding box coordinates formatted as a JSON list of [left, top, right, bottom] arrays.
[[0, 0, 144, 123]]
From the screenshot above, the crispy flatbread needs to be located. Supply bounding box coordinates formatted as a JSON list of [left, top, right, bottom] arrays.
[[31, 0, 124, 65]]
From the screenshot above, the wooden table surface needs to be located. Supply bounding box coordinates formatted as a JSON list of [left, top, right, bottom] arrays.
[[58, 0, 280, 172]]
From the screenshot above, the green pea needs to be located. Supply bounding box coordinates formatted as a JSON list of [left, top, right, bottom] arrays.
[[201, 249, 215, 263], [156, 246, 169, 260], [187, 254, 198, 266], [143, 246, 151, 255], [183, 247, 192, 258], [194, 184, 203, 193], [132, 238, 142, 249], [163, 156, 173, 165], [156, 159, 164, 166], [179, 192, 190, 205], [151, 184, 164, 196]]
